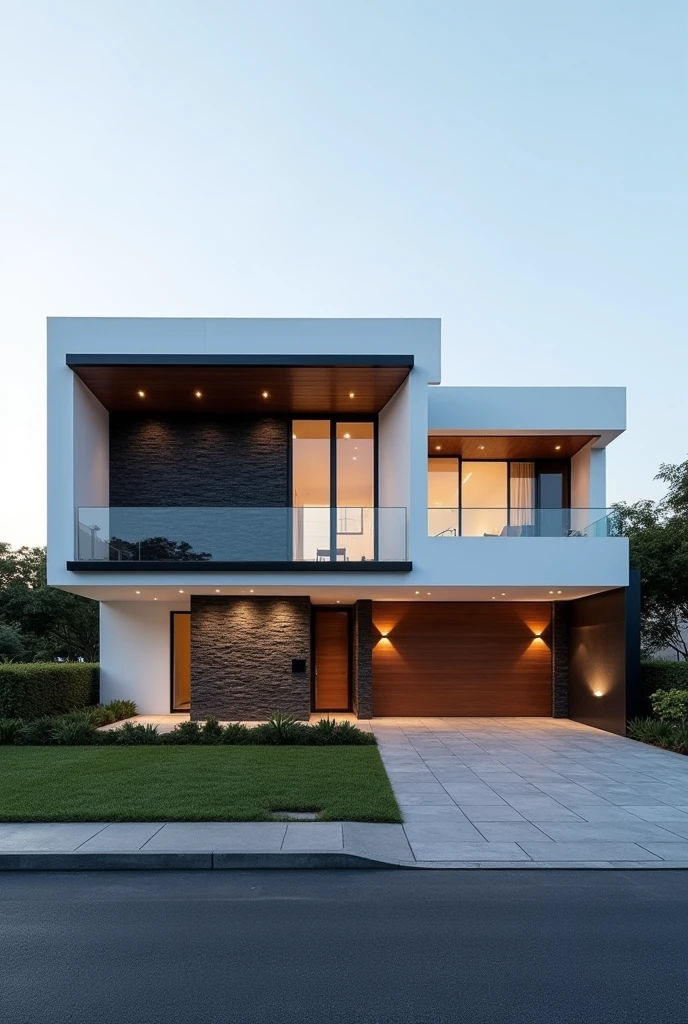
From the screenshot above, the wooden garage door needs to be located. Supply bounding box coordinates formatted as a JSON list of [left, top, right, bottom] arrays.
[[372, 603, 552, 716]]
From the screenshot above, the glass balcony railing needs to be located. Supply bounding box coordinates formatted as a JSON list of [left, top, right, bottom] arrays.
[[75, 507, 408, 562], [427, 508, 621, 539]]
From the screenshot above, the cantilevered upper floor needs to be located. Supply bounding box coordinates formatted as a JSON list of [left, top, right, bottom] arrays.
[[47, 317, 628, 598]]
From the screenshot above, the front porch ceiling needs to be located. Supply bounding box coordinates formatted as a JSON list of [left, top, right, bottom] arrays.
[[66, 355, 412, 415], [428, 435, 598, 459]]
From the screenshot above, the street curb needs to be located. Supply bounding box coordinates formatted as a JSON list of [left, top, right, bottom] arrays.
[[0, 851, 401, 871]]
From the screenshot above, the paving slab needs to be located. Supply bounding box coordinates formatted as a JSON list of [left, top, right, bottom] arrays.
[[517, 842, 662, 862]]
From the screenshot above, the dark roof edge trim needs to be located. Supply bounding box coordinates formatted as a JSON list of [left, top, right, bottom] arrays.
[[66, 354, 415, 369]]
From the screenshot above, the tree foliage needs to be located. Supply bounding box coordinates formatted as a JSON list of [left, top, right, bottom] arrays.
[[614, 456, 688, 660], [0, 543, 99, 662]]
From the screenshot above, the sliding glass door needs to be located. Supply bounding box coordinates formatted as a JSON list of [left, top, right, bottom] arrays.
[[292, 419, 375, 561]]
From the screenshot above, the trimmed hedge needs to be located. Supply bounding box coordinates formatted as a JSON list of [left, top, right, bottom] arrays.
[[0, 663, 100, 720], [641, 660, 688, 700]]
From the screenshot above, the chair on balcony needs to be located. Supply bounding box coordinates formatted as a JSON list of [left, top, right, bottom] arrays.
[[316, 548, 347, 561]]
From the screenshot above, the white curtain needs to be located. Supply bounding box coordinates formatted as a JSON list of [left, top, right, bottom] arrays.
[[510, 463, 535, 530]]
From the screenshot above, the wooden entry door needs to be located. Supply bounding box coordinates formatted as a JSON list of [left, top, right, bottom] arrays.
[[314, 610, 350, 711]]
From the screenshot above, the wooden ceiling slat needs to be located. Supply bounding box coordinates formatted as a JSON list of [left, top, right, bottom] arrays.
[[71, 365, 410, 414], [428, 435, 598, 459]]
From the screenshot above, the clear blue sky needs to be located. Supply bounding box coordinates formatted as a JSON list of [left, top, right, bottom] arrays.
[[0, 0, 686, 546]]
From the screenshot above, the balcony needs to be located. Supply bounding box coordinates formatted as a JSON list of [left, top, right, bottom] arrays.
[[427, 508, 620, 538], [70, 506, 409, 571]]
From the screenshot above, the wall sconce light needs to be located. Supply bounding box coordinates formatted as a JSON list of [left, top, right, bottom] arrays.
[[137, 390, 145, 398], [593, 690, 603, 698], [349, 392, 355, 398], [262, 391, 269, 398], [194, 390, 202, 398]]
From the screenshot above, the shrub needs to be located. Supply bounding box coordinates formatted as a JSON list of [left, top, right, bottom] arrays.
[[0, 663, 99, 720], [254, 712, 310, 745], [105, 699, 137, 722], [220, 722, 250, 745], [641, 660, 688, 697], [201, 716, 223, 743], [116, 722, 160, 745], [628, 717, 675, 746], [333, 721, 377, 746], [163, 720, 203, 744], [15, 716, 58, 745], [0, 718, 22, 745], [650, 689, 688, 723], [312, 718, 338, 744], [51, 715, 97, 746]]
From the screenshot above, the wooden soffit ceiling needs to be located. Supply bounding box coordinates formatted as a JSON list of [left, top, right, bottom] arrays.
[[428, 435, 599, 459], [67, 355, 413, 414]]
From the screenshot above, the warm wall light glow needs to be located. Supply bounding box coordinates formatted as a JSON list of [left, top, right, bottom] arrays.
[[349, 392, 355, 398], [137, 390, 145, 397], [593, 690, 603, 697], [262, 390, 269, 398], [194, 390, 202, 398]]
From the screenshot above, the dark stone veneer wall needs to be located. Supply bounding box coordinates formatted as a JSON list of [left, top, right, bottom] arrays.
[[109, 414, 289, 507], [190, 596, 311, 721], [551, 602, 570, 718], [352, 600, 373, 718]]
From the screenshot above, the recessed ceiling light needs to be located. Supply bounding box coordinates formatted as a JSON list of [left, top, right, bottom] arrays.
[[135, 590, 140, 594], [426, 592, 431, 596], [179, 589, 184, 594], [194, 390, 202, 398], [292, 433, 297, 439], [478, 444, 485, 450], [336, 600, 340, 603], [249, 589, 254, 593], [549, 590, 554, 594], [137, 390, 145, 398], [215, 589, 220, 593], [343, 432, 351, 439], [501, 592, 505, 596], [262, 391, 269, 398], [153, 597, 157, 601], [435, 445, 442, 451], [352, 456, 357, 461], [349, 392, 355, 398], [557, 590, 562, 594], [492, 596, 496, 600], [414, 590, 420, 595], [555, 445, 561, 451]]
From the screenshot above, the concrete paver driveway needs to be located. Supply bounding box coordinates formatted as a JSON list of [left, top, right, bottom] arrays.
[[372, 718, 688, 866]]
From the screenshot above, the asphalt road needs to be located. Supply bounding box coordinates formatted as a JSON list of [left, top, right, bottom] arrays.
[[2, 869, 688, 1023]]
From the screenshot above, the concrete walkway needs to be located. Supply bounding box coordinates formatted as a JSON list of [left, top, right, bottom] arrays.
[[4, 718, 688, 869], [374, 718, 688, 866]]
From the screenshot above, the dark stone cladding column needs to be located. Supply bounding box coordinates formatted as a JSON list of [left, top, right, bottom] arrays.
[[551, 601, 570, 718], [190, 596, 311, 721], [352, 600, 373, 719]]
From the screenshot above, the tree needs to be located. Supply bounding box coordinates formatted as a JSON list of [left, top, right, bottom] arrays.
[[615, 456, 688, 660], [0, 543, 99, 662]]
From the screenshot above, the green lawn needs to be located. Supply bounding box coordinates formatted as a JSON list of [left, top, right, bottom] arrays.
[[0, 746, 402, 823]]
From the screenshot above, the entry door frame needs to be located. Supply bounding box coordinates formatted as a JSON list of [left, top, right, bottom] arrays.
[[311, 605, 353, 713]]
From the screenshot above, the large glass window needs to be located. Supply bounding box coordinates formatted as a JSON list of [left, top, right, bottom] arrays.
[[509, 462, 536, 534], [336, 422, 375, 561], [461, 461, 508, 536], [427, 458, 459, 536], [292, 420, 330, 560]]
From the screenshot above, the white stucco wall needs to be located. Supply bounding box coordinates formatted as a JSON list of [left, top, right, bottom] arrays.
[[100, 601, 187, 713]]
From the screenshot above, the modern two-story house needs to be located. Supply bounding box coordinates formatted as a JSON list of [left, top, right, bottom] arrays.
[[47, 318, 639, 735]]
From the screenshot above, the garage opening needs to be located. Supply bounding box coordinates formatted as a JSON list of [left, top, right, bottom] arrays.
[[372, 602, 552, 717]]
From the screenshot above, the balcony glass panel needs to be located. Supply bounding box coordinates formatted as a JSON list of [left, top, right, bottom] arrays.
[[426, 508, 621, 538], [75, 507, 407, 562]]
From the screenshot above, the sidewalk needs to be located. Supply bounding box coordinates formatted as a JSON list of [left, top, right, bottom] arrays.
[[1, 819, 687, 870]]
